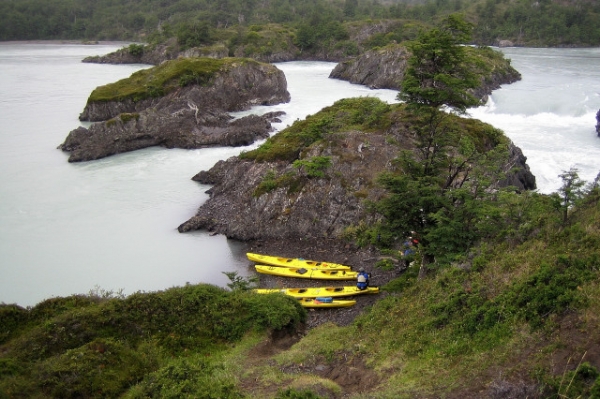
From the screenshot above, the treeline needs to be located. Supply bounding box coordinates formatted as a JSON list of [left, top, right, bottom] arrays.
[[2, 0, 600, 47], [0, 0, 405, 41], [474, 0, 600, 46]]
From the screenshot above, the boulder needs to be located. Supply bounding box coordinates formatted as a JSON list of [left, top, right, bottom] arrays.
[[596, 109, 600, 137]]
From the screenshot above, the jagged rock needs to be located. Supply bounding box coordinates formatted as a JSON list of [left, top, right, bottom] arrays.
[[329, 46, 409, 90], [82, 38, 195, 66], [59, 112, 284, 162], [501, 142, 537, 191], [178, 110, 536, 240], [178, 131, 397, 239], [496, 39, 515, 47], [59, 58, 290, 162]]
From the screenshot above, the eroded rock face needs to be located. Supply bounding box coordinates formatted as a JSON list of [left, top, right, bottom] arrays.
[[178, 127, 536, 241], [502, 142, 537, 191], [59, 59, 290, 162], [596, 109, 600, 136], [60, 112, 283, 162], [329, 46, 410, 90], [178, 131, 397, 240]]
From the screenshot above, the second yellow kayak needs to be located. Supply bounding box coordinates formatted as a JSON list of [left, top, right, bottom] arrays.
[[255, 265, 358, 280], [255, 286, 379, 298]]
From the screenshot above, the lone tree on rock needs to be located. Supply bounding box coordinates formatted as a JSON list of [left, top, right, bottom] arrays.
[[398, 14, 482, 113], [379, 15, 497, 279]]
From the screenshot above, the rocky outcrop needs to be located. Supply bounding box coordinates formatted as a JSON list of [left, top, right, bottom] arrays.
[[59, 112, 284, 162], [496, 39, 515, 47], [329, 45, 522, 102], [596, 109, 600, 136], [177, 130, 397, 240], [177, 105, 536, 241], [329, 46, 409, 89], [82, 21, 405, 66], [502, 143, 537, 191], [59, 58, 290, 162], [83, 38, 230, 66]]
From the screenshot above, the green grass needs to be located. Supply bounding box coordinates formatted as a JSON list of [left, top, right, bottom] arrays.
[[240, 97, 392, 163]]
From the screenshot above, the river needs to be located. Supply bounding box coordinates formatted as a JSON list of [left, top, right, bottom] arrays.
[[0, 43, 599, 307]]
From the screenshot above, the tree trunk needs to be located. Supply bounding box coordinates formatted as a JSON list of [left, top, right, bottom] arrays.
[[418, 254, 434, 279]]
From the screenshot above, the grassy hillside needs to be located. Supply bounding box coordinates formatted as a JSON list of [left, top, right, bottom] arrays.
[[0, 284, 305, 398]]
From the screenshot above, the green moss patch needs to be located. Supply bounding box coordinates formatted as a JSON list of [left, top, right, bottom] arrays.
[[87, 57, 257, 103], [240, 97, 392, 163]]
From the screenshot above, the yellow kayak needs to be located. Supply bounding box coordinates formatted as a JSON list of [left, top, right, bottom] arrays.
[[247, 252, 351, 270], [255, 265, 358, 280], [297, 297, 356, 308], [255, 286, 379, 298]]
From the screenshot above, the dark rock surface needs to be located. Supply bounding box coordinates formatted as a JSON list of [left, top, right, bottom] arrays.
[[329, 46, 410, 90], [178, 130, 396, 240], [59, 112, 284, 162], [59, 60, 290, 162], [178, 125, 536, 242], [502, 142, 537, 191], [596, 109, 600, 136]]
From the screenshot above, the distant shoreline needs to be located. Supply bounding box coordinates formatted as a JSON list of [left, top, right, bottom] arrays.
[[0, 40, 134, 45]]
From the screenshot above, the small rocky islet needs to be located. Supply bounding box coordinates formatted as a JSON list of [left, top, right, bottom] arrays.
[[58, 57, 290, 162]]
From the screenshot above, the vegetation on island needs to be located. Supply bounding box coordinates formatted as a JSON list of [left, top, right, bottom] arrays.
[[87, 57, 257, 103]]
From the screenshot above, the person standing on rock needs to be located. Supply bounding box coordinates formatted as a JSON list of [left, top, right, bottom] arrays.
[[357, 267, 369, 290]]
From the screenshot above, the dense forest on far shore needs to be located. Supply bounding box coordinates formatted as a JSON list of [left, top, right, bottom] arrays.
[[1, 0, 600, 47]]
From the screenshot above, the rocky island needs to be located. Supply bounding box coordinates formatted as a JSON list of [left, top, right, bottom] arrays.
[[330, 44, 521, 103], [59, 57, 290, 162], [178, 98, 536, 240]]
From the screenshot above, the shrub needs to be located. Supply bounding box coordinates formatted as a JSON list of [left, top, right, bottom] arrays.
[[119, 113, 140, 123], [275, 387, 325, 399], [0, 304, 29, 344], [123, 356, 244, 399], [293, 156, 331, 178], [545, 362, 600, 399], [375, 258, 396, 271], [32, 338, 160, 398], [127, 43, 145, 57], [254, 169, 279, 196]]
